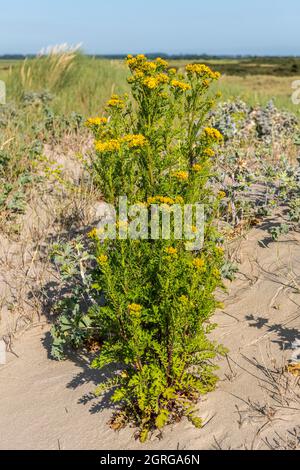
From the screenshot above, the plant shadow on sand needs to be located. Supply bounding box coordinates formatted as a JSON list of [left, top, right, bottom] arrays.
[[218, 349, 300, 449], [41, 330, 119, 415], [32, 203, 119, 417], [245, 314, 300, 350]]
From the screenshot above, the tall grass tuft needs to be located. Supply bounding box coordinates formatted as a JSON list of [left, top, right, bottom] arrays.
[[7, 44, 80, 101], [5, 45, 129, 116]]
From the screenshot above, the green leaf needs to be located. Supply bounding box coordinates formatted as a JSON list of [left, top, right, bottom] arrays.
[[155, 409, 169, 429], [190, 415, 203, 429], [78, 315, 92, 329], [91, 282, 102, 291], [139, 428, 149, 443], [112, 387, 126, 403], [59, 316, 73, 332], [163, 387, 176, 400]]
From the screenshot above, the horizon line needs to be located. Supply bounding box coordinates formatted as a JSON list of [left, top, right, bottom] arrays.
[[1, 52, 300, 59]]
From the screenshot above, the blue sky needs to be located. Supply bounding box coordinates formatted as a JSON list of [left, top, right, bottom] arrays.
[[1, 0, 299, 55]]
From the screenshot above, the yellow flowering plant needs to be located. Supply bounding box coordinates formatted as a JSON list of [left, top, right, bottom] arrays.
[[55, 55, 226, 441], [86, 55, 223, 207]]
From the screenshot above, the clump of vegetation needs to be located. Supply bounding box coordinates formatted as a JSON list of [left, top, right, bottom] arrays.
[[10, 44, 80, 101], [52, 55, 227, 440], [50, 238, 96, 360], [4, 47, 129, 115], [211, 99, 298, 144], [268, 223, 290, 241], [207, 95, 299, 237], [0, 47, 133, 230], [0, 90, 85, 229]]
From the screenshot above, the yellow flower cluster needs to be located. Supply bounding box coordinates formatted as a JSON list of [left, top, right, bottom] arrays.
[[179, 295, 189, 304], [186, 64, 221, 80], [148, 196, 175, 205], [128, 304, 142, 314], [192, 164, 202, 172], [203, 148, 215, 157], [203, 127, 223, 142], [133, 71, 145, 80], [95, 134, 147, 153], [147, 195, 184, 206], [106, 95, 125, 109], [122, 134, 148, 148], [175, 196, 184, 204], [143, 77, 159, 89], [193, 258, 206, 269], [127, 55, 172, 90], [165, 247, 178, 256], [88, 228, 99, 240], [143, 62, 158, 73], [95, 139, 121, 153], [218, 191, 226, 199], [127, 55, 153, 74], [172, 171, 189, 181], [125, 56, 220, 106], [143, 74, 170, 88], [156, 73, 170, 84], [171, 79, 191, 91], [85, 117, 108, 128], [126, 54, 147, 71], [98, 254, 108, 265], [156, 57, 169, 68], [127, 54, 169, 72]]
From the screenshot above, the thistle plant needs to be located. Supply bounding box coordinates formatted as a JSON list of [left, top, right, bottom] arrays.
[[59, 55, 226, 440]]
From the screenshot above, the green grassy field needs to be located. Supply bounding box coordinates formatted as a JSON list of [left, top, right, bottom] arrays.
[[213, 75, 300, 114], [1, 55, 299, 117], [0, 56, 129, 115], [169, 56, 300, 76], [172, 58, 300, 115]]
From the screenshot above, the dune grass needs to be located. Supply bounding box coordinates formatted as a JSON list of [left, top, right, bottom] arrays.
[[2, 54, 129, 116]]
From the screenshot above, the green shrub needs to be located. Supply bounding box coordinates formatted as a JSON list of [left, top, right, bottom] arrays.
[[54, 55, 226, 440]]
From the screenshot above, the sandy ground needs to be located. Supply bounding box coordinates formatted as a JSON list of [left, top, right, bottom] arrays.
[[1, 220, 300, 450], [0, 141, 96, 339]]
